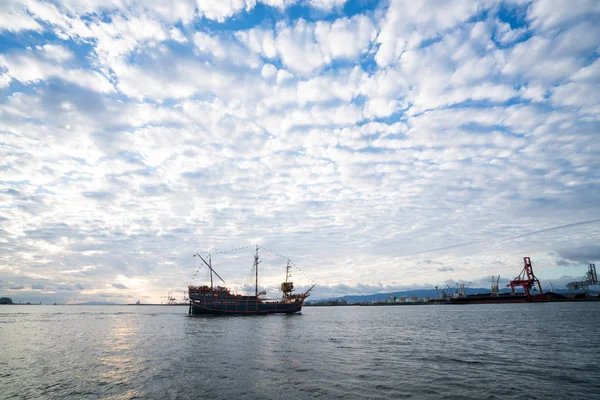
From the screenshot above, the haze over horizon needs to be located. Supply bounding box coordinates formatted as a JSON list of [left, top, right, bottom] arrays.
[[1, 0, 599, 304]]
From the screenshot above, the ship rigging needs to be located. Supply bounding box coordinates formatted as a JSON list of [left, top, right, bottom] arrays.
[[188, 246, 316, 315]]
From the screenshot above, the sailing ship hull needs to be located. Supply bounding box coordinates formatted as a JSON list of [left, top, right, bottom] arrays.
[[190, 296, 305, 315]]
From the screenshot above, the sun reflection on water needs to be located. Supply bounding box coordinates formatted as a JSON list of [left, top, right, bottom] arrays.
[[90, 315, 147, 395]]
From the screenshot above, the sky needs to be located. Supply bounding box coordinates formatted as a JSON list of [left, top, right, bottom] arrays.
[[0, 0, 599, 304]]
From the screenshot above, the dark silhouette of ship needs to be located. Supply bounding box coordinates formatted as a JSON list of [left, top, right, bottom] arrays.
[[188, 246, 315, 315]]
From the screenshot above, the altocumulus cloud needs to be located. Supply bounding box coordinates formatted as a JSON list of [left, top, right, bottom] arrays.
[[112, 283, 128, 289], [0, 0, 599, 303]]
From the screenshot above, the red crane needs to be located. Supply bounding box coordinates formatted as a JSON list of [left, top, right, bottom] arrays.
[[506, 257, 544, 297]]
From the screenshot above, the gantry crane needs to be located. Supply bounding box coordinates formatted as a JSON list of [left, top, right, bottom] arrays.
[[506, 257, 544, 297], [566, 264, 598, 298]]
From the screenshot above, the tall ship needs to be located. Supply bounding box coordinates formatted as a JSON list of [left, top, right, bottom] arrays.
[[188, 246, 315, 315]]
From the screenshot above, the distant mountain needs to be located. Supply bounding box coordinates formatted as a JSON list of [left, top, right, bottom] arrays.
[[320, 287, 575, 303]]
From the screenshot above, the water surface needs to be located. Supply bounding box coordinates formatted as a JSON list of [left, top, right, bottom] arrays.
[[1, 303, 599, 399]]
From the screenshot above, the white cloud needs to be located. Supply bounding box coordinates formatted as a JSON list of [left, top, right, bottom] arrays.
[[273, 19, 327, 75], [113, 58, 232, 100], [494, 20, 527, 45], [194, 31, 260, 67], [146, 0, 197, 24], [261, 63, 277, 79], [500, 23, 599, 86], [169, 27, 187, 43], [195, 0, 256, 22], [0, 0, 43, 32], [22, 0, 93, 39], [0, 1, 599, 304], [260, 0, 296, 8], [236, 27, 278, 59], [571, 59, 600, 82], [194, 31, 231, 59], [527, 0, 600, 31], [375, 0, 488, 67], [309, 0, 348, 10], [0, 50, 114, 93], [0, 73, 11, 88], [276, 69, 293, 85], [470, 83, 517, 102], [315, 14, 376, 60], [297, 66, 365, 105], [91, 14, 168, 65], [551, 82, 600, 108], [238, 15, 376, 75], [40, 44, 74, 61], [271, 14, 376, 75]]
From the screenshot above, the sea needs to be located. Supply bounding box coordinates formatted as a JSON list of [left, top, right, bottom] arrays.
[[1, 303, 599, 399]]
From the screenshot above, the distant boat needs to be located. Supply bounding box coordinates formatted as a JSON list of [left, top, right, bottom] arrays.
[[188, 246, 315, 315]]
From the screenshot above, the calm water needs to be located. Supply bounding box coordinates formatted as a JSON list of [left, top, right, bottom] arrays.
[[1, 303, 599, 399]]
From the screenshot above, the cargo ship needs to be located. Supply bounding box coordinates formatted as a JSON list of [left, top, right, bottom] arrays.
[[447, 257, 549, 304], [188, 246, 315, 315], [448, 292, 548, 304]]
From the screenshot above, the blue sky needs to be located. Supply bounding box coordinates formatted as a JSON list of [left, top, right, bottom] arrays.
[[0, 0, 599, 303]]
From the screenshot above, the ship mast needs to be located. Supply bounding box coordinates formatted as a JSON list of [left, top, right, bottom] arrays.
[[194, 253, 225, 290], [254, 246, 260, 297], [285, 259, 291, 284], [209, 254, 213, 290], [281, 259, 295, 297]]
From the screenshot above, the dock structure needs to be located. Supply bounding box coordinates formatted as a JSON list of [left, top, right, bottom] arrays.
[[567, 264, 598, 298]]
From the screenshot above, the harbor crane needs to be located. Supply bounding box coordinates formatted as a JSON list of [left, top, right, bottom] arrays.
[[167, 290, 176, 305], [438, 283, 470, 298], [566, 264, 598, 298], [457, 282, 471, 297], [491, 275, 500, 296], [506, 257, 544, 297]]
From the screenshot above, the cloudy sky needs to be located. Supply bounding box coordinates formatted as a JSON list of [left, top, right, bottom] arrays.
[[1, 0, 599, 304]]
